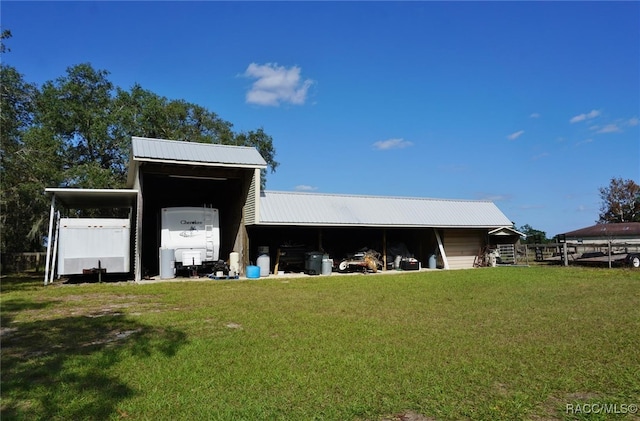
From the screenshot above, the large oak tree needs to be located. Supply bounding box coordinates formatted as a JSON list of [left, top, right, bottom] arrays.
[[1, 56, 279, 254]]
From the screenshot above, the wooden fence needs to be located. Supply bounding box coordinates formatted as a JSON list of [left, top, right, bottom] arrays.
[[1, 252, 47, 274]]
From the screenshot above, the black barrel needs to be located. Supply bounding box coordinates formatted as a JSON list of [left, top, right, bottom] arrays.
[[305, 251, 324, 275]]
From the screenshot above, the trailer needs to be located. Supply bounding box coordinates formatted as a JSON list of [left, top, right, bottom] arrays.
[[57, 218, 131, 276], [570, 251, 640, 268], [539, 242, 640, 268], [160, 206, 220, 270]]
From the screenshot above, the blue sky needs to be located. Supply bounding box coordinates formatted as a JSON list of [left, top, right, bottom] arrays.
[[3, 1, 639, 237]]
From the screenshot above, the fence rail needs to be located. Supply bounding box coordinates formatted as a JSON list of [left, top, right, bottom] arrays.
[[1, 252, 47, 274]]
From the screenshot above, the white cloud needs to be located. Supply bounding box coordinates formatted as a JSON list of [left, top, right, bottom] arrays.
[[372, 138, 413, 150], [476, 193, 513, 202], [628, 117, 639, 126], [294, 185, 318, 192], [243, 62, 314, 106], [507, 130, 524, 140], [532, 152, 549, 160], [597, 124, 622, 134], [530, 113, 540, 118], [569, 109, 600, 123]]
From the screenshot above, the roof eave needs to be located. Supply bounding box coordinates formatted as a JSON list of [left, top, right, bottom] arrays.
[[132, 156, 267, 169], [255, 221, 508, 229]]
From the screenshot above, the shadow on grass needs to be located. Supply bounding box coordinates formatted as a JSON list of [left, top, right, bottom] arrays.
[[1, 272, 47, 293], [1, 296, 187, 420]]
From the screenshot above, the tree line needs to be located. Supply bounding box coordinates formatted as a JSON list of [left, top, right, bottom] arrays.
[[1, 30, 278, 254]]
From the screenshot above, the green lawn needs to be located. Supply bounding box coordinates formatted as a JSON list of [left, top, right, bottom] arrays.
[[2, 267, 639, 420]]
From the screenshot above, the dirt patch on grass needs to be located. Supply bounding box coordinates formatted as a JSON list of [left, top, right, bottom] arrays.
[[378, 411, 437, 421], [9, 294, 165, 322]]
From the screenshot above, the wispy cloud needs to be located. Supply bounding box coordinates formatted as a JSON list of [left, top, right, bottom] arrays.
[[507, 130, 524, 140], [519, 204, 545, 210], [294, 185, 318, 192], [372, 138, 413, 150], [529, 113, 540, 118], [569, 109, 600, 123], [475, 193, 513, 202], [596, 124, 622, 134], [243, 63, 314, 106], [627, 117, 639, 126], [576, 138, 594, 146], [532, 152, 549, 161]]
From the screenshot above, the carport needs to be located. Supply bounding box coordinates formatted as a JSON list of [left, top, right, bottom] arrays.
[[43, 188, 139, 285], [127, 136, 267, 281], [247, 191, 516, 272]]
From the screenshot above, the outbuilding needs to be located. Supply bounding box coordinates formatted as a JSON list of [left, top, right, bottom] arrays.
[[44, 136, 519, 283]]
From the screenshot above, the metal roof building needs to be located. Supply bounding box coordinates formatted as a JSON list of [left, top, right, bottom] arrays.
[[44, 136, 519, 283], [563, 222, 640, 244]]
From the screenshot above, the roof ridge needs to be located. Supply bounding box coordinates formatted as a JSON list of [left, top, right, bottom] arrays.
[[131, 136, 256, 150], [262, 190, 494, 203]]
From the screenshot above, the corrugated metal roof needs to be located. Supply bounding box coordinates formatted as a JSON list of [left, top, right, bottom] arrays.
[[564, 222, 640, 238], [131, 136, 267, 168], [258, 191, 513, 228]]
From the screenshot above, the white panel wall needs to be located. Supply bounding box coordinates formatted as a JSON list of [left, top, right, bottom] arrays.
[[443, 229, 484, 269]]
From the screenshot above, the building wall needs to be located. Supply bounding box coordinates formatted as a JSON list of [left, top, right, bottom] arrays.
[[442, 229, 485, 269]]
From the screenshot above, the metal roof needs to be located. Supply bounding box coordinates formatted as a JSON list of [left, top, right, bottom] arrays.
[[258, 191, 513, 228], [131, 136, 267, 168], [45, 188, 138, 208], [564, 222, 640, 238]]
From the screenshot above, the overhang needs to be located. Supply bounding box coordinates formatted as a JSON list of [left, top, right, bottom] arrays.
[[45, 188, 138, 208], [489, 226, 525, 237]]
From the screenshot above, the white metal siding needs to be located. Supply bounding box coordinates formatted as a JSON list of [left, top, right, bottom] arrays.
[[244, 169, 259, 225], [443, 229, 484, 269]]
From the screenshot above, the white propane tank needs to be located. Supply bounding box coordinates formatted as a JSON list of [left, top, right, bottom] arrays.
[[257, 246, 270, 277], [229, 252, 240, 276], [159, 248, 176, 279]]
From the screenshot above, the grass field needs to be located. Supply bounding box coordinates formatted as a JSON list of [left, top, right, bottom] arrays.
[[1, 267, 639, 420]]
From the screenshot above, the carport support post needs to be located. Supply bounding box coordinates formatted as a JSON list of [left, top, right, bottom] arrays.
[[382, 229, 387, 271], [43, 194, 56, 285], [434, 229, 449, 269], [49, 211, 60, 285]]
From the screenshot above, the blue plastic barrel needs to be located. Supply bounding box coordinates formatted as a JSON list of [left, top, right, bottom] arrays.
[[246, 265, 260, 279], [428, 254, 437, 269]]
